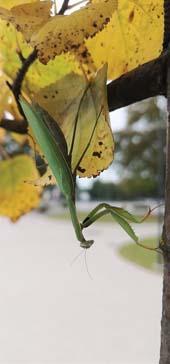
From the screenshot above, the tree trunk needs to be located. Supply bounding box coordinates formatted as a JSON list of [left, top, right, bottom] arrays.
[[159, 47, 170, 362], [159, 253, 170, 364]]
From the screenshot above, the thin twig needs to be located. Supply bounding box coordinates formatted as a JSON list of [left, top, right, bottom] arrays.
[[16, 50, 26, 64], [7, 49, 37, 117], [58, 0, 70, 15]]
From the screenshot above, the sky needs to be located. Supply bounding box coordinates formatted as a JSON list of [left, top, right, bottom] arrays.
[[57, 0, 88, 12]]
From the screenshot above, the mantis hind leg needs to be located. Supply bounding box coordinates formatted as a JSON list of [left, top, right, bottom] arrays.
[[81, 204, 161, 253]]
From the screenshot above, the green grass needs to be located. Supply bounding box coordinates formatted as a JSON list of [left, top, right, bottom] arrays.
[[49, 210, 158, 224], [118, 237, 163, 272], [49, 210, 117, 223]]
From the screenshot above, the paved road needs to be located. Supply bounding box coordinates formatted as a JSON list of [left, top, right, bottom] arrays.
[[0, 213, 162, 364]]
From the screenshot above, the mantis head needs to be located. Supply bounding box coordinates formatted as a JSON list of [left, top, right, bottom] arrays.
[[80, 239, 94, 249]]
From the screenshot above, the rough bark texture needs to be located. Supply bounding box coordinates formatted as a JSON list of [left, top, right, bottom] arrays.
[[159, 113, 170, 363], [160, 256, 170, 364], [107, 52, 168, 112], [163, 0, 170, 50], [159, 2, 170, 362], [0, 119, 28, 134]]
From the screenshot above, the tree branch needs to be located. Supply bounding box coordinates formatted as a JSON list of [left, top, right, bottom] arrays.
[[13, 49, 37, 100], [7, 49, 37, 118], [159, 45, 170, 364], [1, 51, 168, 135], [0, 119, 28, 134], [163, 0, 170, 50], [107, 51, 168, 112], [58, 0, 70, 14], [5, 0, 70, 120]]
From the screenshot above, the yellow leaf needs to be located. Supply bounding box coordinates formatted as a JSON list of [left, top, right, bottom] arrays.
[[34, 64, 114, 178], [28, 0, 117, 64], [0, 0, 51, 41], [27, 167, 56, 187], [0, 23, 27, 82], [0, 128, 6, 142], [87, 0, 164, 79], [0, 74, 19, 119], [0, 155, 41, 221], [26, 133, 56, 187], [0, 0, 164, 83], [0, 76, 10, 119], [0, 0, 37, 9], [11, 132, 28, 144], [0, 19, 80, 103], [25, 54, 80, 93]]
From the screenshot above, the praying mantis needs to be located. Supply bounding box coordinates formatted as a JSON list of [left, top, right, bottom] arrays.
[[20, 90, 157, 251], [20, 96, 95, 248]]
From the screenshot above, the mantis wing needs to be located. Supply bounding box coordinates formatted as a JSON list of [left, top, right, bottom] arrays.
[[20, 98, 94, 248], [20, 98, 75, 200]]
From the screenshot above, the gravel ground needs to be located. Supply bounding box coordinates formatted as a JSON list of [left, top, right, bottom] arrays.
[[0, 213, 162, 364]]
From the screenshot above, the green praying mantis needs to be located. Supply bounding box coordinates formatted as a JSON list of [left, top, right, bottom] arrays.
[[20, 95, 159, 251], [20, 96, 96, 248]]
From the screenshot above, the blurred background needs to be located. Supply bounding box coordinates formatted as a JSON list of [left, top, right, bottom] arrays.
[[0, 96, 165, 363], [0, 1, 166, 363]]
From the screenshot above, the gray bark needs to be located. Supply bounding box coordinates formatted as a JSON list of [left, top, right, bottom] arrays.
[[159, 54, 170, 363]]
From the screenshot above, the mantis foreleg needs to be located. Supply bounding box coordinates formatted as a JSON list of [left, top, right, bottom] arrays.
[[68, 198, 94, 249], [81, 205, 117, 229]]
